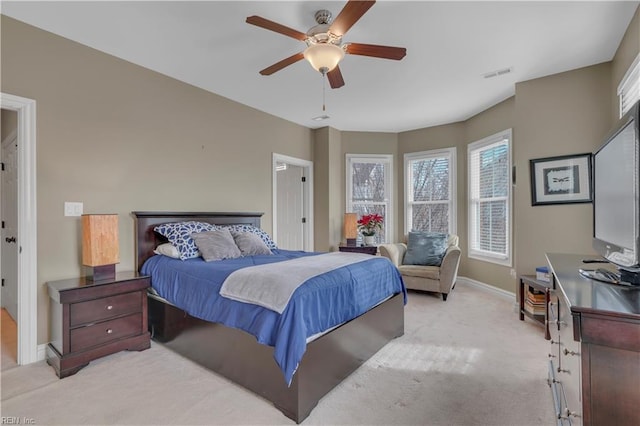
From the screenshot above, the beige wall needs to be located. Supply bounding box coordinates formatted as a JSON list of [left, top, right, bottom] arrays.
[[513, 63, 612, 282], [313, 127, 340, 251], [1, 16, 313, 344]]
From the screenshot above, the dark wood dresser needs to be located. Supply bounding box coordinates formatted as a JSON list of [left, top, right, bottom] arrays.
[[47, 271, 151, 378], [546, 253, 640, 426]]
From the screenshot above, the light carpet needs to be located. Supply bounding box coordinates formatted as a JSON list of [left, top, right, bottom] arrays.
[[1, 282, 556, 425]]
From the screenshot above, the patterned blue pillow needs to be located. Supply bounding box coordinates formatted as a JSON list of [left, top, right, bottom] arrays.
[[403, 231, 449, 266], [154, 221, 217, 260], [221, 224, 277, 249]]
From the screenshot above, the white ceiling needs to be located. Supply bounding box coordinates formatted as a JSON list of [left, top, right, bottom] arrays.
[[2, 1, 638, 132]]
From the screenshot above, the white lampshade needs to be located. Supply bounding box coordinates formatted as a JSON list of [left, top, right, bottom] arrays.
[[303, 43, 345, 73]]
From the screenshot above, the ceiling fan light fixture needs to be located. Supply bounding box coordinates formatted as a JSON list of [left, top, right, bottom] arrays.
[[303, 43, 345, 74]]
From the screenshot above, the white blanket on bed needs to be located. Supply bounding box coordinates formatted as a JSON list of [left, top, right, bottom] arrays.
[[219, 252, 373, 313]]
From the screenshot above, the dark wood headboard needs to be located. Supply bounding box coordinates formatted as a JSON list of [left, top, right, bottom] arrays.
[[131, 211, 263, 271]]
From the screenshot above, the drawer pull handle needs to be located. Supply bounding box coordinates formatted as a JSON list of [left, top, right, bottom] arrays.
[[557, 367, 570, 374], [106, 305, 113, 310], [106, 329, 113, 334], [550, 339, 560, 345], [563, 348, 580, 356], [548, 353, 556, 358]]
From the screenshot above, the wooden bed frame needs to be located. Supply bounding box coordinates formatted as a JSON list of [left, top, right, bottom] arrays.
[[132, 211, 405, 424]]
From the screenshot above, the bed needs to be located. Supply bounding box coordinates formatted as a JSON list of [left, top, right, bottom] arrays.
[[133, 211, 405, 423]]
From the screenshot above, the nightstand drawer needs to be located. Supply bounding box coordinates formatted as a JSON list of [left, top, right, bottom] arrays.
[[338, 245, 378, 255], [70, 291, 142, 327], [70, 313, 142, 353]]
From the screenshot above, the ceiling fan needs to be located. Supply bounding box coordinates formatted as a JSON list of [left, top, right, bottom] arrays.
[[246, 0, 406, 89]]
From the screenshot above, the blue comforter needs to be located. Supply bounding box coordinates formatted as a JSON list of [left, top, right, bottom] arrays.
[[141, 249, 406, 385]]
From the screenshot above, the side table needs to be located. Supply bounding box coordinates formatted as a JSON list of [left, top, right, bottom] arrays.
[[47, 271, 151, 378], [518, 274, 552, 340]]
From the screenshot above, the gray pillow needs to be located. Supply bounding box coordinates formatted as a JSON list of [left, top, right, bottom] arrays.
[[402, 231, 449, 266], [191, 229, 242, 262], [231, 231, 272, 256]]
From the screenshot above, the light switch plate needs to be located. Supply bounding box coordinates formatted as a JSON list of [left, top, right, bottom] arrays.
[[64, 202, 83, 217]]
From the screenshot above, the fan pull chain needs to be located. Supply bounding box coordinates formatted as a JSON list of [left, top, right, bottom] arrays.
[[322, 72, 326, 112]]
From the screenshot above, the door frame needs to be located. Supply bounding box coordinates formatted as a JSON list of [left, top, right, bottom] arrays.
[[1, 93, 38, 365], [272, 153, 314, 251]]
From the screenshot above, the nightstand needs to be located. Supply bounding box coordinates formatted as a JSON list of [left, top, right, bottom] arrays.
[[46, 271, 151, 378], [338, 244, 378, 255], [518, 274, 552, 340]]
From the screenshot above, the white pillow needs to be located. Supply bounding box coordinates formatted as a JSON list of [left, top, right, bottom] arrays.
[[153, 243, 181, 259]]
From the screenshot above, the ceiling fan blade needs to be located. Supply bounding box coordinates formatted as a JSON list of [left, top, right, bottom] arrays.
[[246, 16, 307, 41], [259, 52, 305, 76], [329, 1, 376, 37], [346, 43, 406, 60], [327, 66, 345, 89]]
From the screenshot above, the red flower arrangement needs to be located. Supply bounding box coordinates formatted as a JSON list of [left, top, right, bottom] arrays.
[[357, 213, 384, 236]]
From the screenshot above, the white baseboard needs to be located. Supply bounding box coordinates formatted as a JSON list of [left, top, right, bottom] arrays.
[[457, 276, 515, 300], [37, 344, 47, 362]]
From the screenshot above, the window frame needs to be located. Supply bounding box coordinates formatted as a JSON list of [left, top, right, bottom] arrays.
[[404, 147, 457, 236], [467, 129, 513, 266], [346, 154, 393, 244]]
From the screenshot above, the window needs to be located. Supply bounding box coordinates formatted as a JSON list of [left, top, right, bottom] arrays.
[[404, 148, 456, 235], [468, 129, 512, 266], [618, 53, 640, 117], [346, 154, 393, 244]]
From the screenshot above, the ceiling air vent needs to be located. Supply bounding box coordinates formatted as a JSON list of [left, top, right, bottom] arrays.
[[483, 67, 513, 79]]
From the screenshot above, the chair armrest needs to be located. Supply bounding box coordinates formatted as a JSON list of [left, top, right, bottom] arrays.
[[378, 243, 407, 267], [439, 245, 462, 291]]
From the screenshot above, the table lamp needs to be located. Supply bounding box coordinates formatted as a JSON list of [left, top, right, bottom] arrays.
[[82, 214, 119, 281], [343, 213, 358, 247]]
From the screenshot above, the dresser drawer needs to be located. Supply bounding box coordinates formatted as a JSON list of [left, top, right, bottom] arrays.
[[70, 291, 142, 327], [70, 313, 142, 353]]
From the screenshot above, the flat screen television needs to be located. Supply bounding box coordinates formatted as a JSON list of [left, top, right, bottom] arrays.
[[592, 100, 640, 284]]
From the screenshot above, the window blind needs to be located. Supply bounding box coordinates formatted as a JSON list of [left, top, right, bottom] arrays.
[[618, 53, 640, 117], [468, 130, 511, 265]]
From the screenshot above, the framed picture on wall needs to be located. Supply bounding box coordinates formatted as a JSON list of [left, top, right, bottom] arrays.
[[530, 153, 592, 206]]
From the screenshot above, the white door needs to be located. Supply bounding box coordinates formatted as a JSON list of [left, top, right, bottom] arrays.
[[276, 163, 305, 250], [1, 131, 18, 321]]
